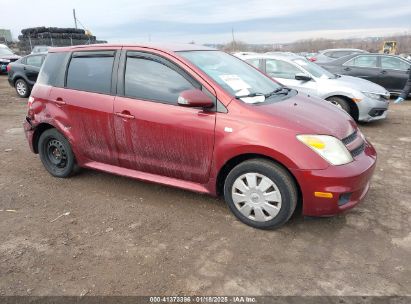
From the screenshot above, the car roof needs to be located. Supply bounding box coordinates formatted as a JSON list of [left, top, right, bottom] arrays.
[[49, 43, 216, 53], [319, 48, 367, 53], [237, 52, 304, 61], [323, 53, 411, 65]]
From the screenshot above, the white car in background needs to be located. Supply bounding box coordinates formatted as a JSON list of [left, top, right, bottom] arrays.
[[235, 52, 390, 122]]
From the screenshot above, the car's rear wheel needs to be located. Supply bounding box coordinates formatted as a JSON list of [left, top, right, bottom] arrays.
[[224, 159, 297, 229], [326, 96, 351, 115], [15, 79, 30, 98], [38, 129, 77, 178]]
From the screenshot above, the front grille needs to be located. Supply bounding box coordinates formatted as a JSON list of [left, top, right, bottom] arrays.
[[342, 131, 357, 145], [351, 142, 365, 157]]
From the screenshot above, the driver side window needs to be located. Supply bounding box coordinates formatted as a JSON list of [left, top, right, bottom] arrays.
[[265, 59, 302, 79]]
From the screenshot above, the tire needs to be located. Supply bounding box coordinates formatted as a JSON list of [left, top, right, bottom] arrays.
[[223, 159, 297, 229], [326, 96, 351, 115], [38, 129, 77, 178], [15, 79, 30, 98]]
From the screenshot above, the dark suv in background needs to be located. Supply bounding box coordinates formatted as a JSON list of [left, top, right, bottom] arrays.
[[7, 53, 46, 97]]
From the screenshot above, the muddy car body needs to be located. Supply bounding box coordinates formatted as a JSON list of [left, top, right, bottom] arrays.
[[24, 44, 377, 229]]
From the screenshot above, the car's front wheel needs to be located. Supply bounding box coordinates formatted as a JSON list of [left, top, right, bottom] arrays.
[[38, 129, 77, 178], [326, 96, 351, 115], [15, 79, 30, 98], [224, 159, 297, 229]]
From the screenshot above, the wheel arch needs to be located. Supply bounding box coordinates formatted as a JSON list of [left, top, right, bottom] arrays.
[[32, 123, 56, 153], [326, 94, 359, 121]]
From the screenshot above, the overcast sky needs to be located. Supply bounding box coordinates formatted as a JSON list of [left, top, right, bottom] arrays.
[[2, 0, 411, 44]]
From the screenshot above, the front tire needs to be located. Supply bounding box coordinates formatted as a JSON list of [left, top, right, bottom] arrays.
[[326, 96, 351, 115], [15, 79, 30, 98], [224, 159, 297, 229], [38, 129, 77, 178]]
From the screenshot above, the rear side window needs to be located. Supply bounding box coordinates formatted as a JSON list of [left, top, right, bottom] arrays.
[[265, 59, 302, 79], [124, 56, 195, 104], [37, 52, 68, 86], [246, 59, 260, 69], [381, 57, 410, 71], [66, 51, 115, 94], [345, 55, 378, 68], [26, 55, 43, 67]]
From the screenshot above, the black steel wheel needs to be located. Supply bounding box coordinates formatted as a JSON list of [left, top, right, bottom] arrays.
[[38, 129, 76, 178]]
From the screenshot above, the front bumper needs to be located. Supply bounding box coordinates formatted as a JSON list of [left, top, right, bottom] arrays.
[[291, 140, 377, 217], [357, 96, 389, 122]]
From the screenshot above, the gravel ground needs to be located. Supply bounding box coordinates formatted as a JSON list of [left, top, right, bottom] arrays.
[[0, 75, 410, 296]]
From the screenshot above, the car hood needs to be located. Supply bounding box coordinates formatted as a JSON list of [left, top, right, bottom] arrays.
[[0, 54, 21, 60], [245, 92, 356, 140], [323, 75, 389, 95]]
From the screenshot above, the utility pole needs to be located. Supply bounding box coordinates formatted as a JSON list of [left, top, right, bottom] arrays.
[[73, 9, 78, 29], [231, 28, 236, 51]]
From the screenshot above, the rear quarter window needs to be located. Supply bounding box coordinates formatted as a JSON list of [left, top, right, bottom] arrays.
[[37, 52, 69, 87]]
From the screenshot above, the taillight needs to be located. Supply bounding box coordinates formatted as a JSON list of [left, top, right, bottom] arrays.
[[28, 96, 34, 107], [28, 97, 35, 118], [310, 57, 317, 62], [6, 64, 11, 72]]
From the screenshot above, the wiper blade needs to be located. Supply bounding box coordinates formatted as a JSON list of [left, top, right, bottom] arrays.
[[235, 87, 291, 100], [235, 92, 265, 99], [265, 87, 291, 98]]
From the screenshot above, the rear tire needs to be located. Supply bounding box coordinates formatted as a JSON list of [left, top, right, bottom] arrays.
[[223, 159, 297, 229], [15, 79, 30, 98], [326, 96, 351, 115], [38, 129, 77, 178]]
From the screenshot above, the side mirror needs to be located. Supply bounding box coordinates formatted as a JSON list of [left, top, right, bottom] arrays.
[[178, 89, 214, 108], [295, 73, 312, 81]]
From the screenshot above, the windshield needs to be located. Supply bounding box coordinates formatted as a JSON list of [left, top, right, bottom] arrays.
[[179, 50, 283, 103], [0, 47, 14, 56], [292, 57, 336, 79]]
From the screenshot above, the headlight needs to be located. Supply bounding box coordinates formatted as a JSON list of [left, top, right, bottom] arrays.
[[362, 92, 381, 100], [0, 59, 11, 63], [297, 135, 353, 166]]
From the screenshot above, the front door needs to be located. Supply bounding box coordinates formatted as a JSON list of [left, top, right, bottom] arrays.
[[114, 51, 216, 184]]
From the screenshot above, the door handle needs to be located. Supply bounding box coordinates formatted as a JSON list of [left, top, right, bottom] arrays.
[[53, 97, 66, 106], [343, 67, 351, 71], [115, 111, 135, 119], [380, 70, 387, 74]]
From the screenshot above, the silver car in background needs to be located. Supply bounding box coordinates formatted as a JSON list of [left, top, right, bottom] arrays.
[[314, 48, 368, 63], [236, 53, 390, 122]]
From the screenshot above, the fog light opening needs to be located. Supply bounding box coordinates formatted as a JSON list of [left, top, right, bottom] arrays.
[[338, 193, 352, 206]]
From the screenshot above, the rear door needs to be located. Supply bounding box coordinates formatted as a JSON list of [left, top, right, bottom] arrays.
[[24, 55, 44, 84], [264, 58, 318, 95], [341, 55, 380, 84], [379, 56, 410, 93], [48, 49, 120, 165], [113, 50, 216, 184]]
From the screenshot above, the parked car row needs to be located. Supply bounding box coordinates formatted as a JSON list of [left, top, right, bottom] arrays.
[[236, 52, 390, 122], [319, 53, 411, 96]]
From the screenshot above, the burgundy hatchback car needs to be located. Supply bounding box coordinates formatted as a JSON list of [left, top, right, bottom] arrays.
[[24, 44, 377, 229]]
